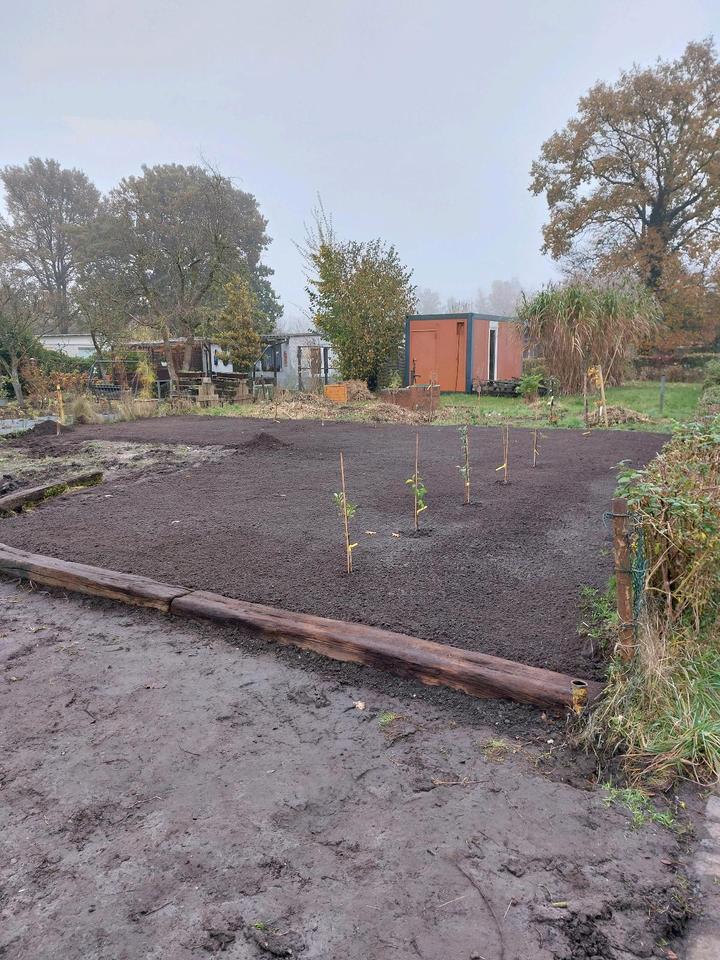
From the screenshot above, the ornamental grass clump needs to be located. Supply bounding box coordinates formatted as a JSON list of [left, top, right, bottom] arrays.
[[583, 417, 720, 784]]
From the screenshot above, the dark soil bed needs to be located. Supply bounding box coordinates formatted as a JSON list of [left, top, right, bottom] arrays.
[[1, 416, 665, 680]]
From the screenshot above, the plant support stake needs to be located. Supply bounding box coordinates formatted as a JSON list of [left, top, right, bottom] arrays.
[[495, 425, 509, 484], [336, 452, 357, 573], [612, 496, 634, 661], [458, 426, 470, 503]]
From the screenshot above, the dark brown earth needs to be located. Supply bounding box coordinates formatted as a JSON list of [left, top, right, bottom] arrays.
[[1, 417, 664, 683], [0, 579, 692, 960]]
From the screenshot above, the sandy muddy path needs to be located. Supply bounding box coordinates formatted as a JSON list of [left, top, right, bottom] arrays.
[[0, 579, 692, 960]]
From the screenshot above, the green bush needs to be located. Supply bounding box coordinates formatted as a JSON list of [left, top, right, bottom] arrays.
[[698, 384, 720, 415], [584, 417, 720, 784], [703, 358, 720, 389], [515, 372, 544, 401]]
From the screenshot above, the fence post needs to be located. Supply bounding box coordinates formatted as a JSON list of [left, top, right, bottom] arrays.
[[612, 497, 634, 661], [659, 375, 666, 417]]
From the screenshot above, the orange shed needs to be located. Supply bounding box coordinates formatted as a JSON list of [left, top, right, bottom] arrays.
[[404, 312, 523, 393]]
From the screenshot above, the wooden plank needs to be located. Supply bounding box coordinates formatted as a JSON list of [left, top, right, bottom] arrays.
[[171, 590, 601, 708], [0, 543, 188, 612], [0, 471, 103, 515]]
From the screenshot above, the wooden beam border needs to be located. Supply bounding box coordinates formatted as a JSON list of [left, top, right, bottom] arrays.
[[0, 542, 602, 708]]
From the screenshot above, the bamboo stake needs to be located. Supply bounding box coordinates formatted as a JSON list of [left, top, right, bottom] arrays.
[[597, 364, 609, 428], [414, 431, 420, 531], [496, 424, 509, 484], [56, 384, 65, 436], [532, 428, 539, 468], [583, 371, 589, 428], [464, 428, 470, 503], [339, 452, 352, 573]]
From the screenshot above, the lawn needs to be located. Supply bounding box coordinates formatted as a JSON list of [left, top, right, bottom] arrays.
[[439, 381, 702, 431]]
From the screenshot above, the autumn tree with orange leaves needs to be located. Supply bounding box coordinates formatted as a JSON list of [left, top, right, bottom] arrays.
[[531, 40, 720, 347]]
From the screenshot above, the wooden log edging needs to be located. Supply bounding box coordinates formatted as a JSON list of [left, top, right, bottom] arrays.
[[0, 542, 603, 709], [0, 471, 103, 516]]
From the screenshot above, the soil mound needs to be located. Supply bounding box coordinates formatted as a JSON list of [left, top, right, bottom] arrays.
[[240, 431, 290, 452]]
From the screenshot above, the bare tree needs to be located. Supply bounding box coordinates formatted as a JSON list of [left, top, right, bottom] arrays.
[[0, 158, 100, 334], [475, 278, 524, 316]]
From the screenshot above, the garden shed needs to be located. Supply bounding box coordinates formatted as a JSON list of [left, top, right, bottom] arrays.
[[404, 313, 523, 393]]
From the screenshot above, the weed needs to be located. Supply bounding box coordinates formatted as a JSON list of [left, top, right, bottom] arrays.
[[601, 783, 675, 829], [377, 711, 399, 728], [252, 921, 269, 931], [482, 738, 509, 762]]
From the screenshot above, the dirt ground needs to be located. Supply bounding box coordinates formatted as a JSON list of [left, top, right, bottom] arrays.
[[0, 578, 693, 960], [1, 417, 664, 681]]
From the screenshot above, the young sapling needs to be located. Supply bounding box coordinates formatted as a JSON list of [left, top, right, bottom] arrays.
[[457, 425, 470, 503], [406, 431, 428, 531], [334, 451, 358, 573], [495, 424, 510, 484]]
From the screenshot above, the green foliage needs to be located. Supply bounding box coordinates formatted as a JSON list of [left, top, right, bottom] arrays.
[[405, 474, 428, 515], [515, 372, 544, 401], [304, 206, 415, 389], [703, 358, 720, 389], [333, 491, 357, 521], [698, 384, 720, 416], [601, 783, 675, 828], [387, 370, 403, 390], [377, 711, 399, 728], [212, 274, 262, 370], [584, 417, 720, 784]]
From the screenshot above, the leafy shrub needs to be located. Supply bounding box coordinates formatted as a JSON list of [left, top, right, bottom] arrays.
[[515, 372, 544, 402], [703, 358, 720, 389], [698, 384, 720, 416], [584, 418, 720, 784]]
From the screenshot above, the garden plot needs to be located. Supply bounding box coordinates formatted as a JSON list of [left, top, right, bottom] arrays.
[[0, 417, 664, 681]]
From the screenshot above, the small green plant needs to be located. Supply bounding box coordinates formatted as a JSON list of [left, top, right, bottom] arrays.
[[516, 371, 544, 402], [334, 451, 358, 573], [406, 431, 428, 530], [456, 425, 470, 503], [482, 738, 509, 762], [252, 921, 269, 931], [387, 370, 403, 390], [378, 711, 399, 727], [601, 783, 675, 829]]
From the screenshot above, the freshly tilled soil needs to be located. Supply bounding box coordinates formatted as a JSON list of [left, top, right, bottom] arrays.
[[0, 417, 665, 682]]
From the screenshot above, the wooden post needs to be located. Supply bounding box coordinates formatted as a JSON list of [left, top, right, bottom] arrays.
[[55, 384, 65, 435], [598, 365, 609, 428], [583, 371, 589, 428], [339, 452, 352, 573], [659, 375, 666, 417], [612, 497, 634, 661], [532, 428, 538, 468]]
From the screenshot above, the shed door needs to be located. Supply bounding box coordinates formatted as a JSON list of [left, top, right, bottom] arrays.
[[412, 328, 439, 385]]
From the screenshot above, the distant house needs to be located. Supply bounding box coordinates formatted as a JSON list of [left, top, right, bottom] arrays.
[[255, 332, 336, 390], [39, 333, 96, 358]]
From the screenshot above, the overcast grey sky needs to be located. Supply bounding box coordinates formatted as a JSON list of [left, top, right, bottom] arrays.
[[2, 0, 718, 323]]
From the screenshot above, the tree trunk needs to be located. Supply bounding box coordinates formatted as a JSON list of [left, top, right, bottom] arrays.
[[162, 327, 179, 389], [182, 336, 195, 371], [9, 356, 24, 404]]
